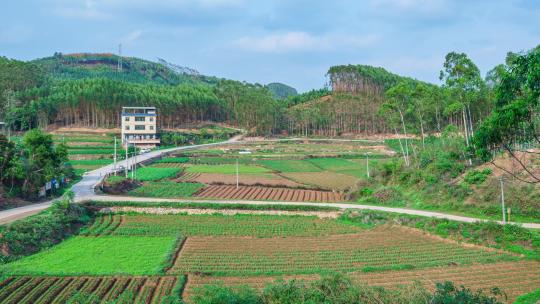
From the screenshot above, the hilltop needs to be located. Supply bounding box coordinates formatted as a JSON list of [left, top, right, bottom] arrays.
[[31, 53, 219, 86]]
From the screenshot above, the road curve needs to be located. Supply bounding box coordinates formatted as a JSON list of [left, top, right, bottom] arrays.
[[1, 136, 539, 229], [0, 136, 243, 225]]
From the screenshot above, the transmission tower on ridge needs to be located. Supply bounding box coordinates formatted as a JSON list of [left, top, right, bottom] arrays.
[[118, 43, 123, 72]]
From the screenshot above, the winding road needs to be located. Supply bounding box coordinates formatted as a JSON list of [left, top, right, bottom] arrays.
[[1, 137, 539, 229]]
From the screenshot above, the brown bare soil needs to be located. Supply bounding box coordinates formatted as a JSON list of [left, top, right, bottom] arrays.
[[49, 127, 120, 135], [195, 185, 344, 202], [182, 260, 540, 303]]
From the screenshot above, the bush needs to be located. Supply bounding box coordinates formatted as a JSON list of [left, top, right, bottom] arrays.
[[192, 274, 506, 304], [431, 281, 504, 304], [464, 169, 492, 185], [192, 284, 262, 304]]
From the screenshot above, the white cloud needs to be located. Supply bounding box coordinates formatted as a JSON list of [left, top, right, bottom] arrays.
[[233, 32, 380, 53], [121, 30, 143, 44]]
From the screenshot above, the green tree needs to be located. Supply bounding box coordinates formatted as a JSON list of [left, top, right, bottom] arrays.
[[473, 46, 540, 183], [439, 52, 485, 165]]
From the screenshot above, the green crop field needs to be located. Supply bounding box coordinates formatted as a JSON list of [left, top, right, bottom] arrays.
[[256, 159, 322, 172], [107, 214, 363, 237], [128, 181, 205, 198], [155, 157, 189, 163], [307, 158, 358, 171], [3, 235, 178, 275], [134, 167, 181, 181], [185, 164, 271, 174]]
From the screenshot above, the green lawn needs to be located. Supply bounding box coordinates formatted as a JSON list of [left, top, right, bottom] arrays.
[[256, 160, 322, 172], [185, 164, 271, 174], [307, 158, 358, 171], [134, 167, 181, 181], [128, 181, 205, 198], [3, 236, 177, 275]]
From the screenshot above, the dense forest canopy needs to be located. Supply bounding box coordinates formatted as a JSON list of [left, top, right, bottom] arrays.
[[1, 47, 539, 140]]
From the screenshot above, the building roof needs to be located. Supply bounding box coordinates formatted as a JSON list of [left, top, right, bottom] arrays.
[[121, 106, 156, 109]]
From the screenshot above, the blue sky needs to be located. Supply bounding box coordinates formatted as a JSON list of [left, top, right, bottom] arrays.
[[1, 0, 539, 92]]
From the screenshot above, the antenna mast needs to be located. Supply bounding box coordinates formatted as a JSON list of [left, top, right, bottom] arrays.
[[118, 43, 122, 72]]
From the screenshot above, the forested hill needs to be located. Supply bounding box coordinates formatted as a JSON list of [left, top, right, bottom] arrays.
[[328, 64, 423, 95], [31, 53, 219, 86], [266, 82, 298, 100]]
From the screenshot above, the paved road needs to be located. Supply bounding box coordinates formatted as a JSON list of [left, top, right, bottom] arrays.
[[1, 136, 539, 229], [88, 196, 540, 229], [0, 136, 243, 225]]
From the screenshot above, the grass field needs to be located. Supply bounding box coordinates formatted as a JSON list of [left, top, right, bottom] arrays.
[[128, 181, 205, 198], [185, 164, 272, 174], [256, 159, 322, 172], [133, 167, 181, 181], [4, 236, 178, 275]]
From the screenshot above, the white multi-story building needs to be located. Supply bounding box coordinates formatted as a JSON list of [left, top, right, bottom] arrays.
[[121, 107, 160, 148]]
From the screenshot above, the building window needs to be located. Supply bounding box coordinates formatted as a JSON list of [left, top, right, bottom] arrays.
[[124, 117, 130, 122], [150, 117, 154, 122], [125, 126, 130, 130], [135, 125, 145, 130], [135, 117, 145, 122], [150, 126, 154, 130]]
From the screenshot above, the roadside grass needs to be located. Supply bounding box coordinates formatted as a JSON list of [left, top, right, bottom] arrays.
[[111, 214, 364, 237], [3, 235, 177, 275], [134, 167, 181, 181], [257, 160, 322, 173], [128, 181, 205, 198], [515, 289, 540, 304], [185, 164, 271, 175]]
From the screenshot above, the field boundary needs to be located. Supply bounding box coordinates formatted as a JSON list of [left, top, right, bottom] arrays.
[[100, 207, 342, 219]]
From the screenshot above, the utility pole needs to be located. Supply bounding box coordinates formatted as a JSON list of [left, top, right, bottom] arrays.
[[125, 143, 129, 178], [118, 44, 123, 72], [133, 149, 137, 180], [366, 153, 370, 178], [500, 177, 506, 224], [113, 137, 117, 174], [236, 158, 239, 189]]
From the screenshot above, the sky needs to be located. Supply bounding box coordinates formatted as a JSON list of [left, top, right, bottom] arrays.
[[1, 0, 539, 92]]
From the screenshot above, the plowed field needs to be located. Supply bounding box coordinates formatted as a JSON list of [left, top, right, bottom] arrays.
[[0, 276, 179, 304], [169, 227, 515, 276], [195, 185, 343, 202], [183, 261, 540, 303], [178, 172, 304, 187]]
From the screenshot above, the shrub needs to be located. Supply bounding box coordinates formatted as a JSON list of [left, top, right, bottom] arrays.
[[464, 169, 492, 185], [431, 281, 504, 304]]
